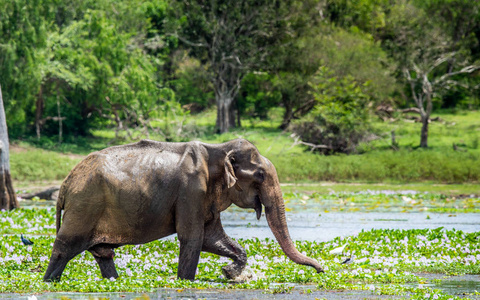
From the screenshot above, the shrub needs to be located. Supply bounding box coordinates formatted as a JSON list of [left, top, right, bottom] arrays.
[[291, 67, 374, 154]]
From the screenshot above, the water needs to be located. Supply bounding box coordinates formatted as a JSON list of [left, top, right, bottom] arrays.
[[221, 211, 480, 242], [403, 274, 480, 299], [8, 279, 480, 299], [435, 277, 480, 295], [5, 288, 403, 300]]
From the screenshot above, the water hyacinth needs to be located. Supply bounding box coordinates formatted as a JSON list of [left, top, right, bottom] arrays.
[[281, 191, 480, 213], [0, 203, 479, 298]]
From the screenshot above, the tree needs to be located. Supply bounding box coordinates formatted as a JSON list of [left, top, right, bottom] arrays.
[[403, 56, 479, 148], [415, 0, 480, 109], [169, 0, 307, 133], [267, 31, 323, 130], [0, 0, 178, 140], [0, 85, 18, 210], [383, 1, 480, 148], [267, 22, 396, 130], [33, 6, 178, 140], [0, 0, 55, 137], [323, 0, 390, 36]]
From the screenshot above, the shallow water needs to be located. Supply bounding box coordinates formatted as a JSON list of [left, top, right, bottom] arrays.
[[22, 199, 480, 243], [404, 274, 480, 299], [221, 211, 480, 242], [4, 288, 404, 300], [8, 278, 480, 300], [435, 277, 480, 296]]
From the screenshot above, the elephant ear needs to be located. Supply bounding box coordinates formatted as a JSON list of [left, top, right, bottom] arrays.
[[224, 151, 242, 191]]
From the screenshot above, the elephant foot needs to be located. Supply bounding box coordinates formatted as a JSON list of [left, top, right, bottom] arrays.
[[221, 263, 245, 280]]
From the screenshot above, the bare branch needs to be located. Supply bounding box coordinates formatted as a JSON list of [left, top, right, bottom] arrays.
[[435, 64, 480, 84], [290, 134, 332, 152], [427, 53, 455, 74], [403, 68, 420, 106], [167, 33, 206, 48]]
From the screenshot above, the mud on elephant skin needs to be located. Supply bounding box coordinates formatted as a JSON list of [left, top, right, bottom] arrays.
[[43, 138, 323, 282]]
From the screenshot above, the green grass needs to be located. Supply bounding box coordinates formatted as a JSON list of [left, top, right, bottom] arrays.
[[9, 109, 480, 186], [10, 144, 81, 183], [281, 182, 480, 197], [370, 109, 480, 151]]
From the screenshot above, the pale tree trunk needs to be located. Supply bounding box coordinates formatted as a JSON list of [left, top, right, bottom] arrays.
[[405, 68, 433, 148], [215, 91, 237, 133], [0, 84, 19, 210]]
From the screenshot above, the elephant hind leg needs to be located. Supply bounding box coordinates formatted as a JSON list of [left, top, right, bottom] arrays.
[[43, 238, 86, 282], [89, 244, 118, 279]]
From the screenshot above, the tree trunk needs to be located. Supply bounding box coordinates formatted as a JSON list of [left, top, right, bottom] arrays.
[[35, 86, 45, 140], [280, 102, 293, 130], [0, 85, 18, 210], [420, 114, 429, 148], [216, 92, 235, 133], [420, 88, 433, 149], [230, 102, 238, 128]]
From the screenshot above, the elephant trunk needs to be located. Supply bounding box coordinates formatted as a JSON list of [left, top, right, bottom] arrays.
[[263, 183, 324, 273]]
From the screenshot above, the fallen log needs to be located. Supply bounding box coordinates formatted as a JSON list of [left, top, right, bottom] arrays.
[[19, 186, 60, 201], [401, 107, 421, 114]]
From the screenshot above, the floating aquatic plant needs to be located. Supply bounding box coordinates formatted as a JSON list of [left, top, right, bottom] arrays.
[[1, 196, 479, 298]]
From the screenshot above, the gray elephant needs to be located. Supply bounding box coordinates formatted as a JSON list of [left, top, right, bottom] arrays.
[[43, 138, 323, 281]]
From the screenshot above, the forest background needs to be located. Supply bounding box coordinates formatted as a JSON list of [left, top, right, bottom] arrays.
[[2, 0, 480, 186]]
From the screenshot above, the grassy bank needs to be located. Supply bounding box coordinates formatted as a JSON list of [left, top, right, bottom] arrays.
[[9, 109, 480, 186]]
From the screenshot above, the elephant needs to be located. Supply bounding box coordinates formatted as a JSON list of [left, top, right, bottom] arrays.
[[43, 138, 323, 282]]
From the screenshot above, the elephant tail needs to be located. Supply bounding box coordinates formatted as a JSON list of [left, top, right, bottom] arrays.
[[55, 188, 66, 234]]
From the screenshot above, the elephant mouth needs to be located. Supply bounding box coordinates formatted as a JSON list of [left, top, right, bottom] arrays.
[[254, 195, 262, 220]]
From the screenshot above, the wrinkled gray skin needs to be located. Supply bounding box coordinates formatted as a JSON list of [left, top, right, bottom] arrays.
[[43, 139, 323, 282]]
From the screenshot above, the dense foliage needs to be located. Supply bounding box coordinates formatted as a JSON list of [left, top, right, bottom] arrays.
[[291, 67, 374, 154], [1, 0, 480, 149], [1, 0, 179, 139]]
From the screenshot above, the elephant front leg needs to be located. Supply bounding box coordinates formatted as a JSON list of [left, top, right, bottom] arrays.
[[177, 235, 203, 280], [202, 217, 247, 280], [176, 200, 205, 280]]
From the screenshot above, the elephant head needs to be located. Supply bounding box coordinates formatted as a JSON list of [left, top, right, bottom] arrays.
[[222, 139, 323, 273]]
